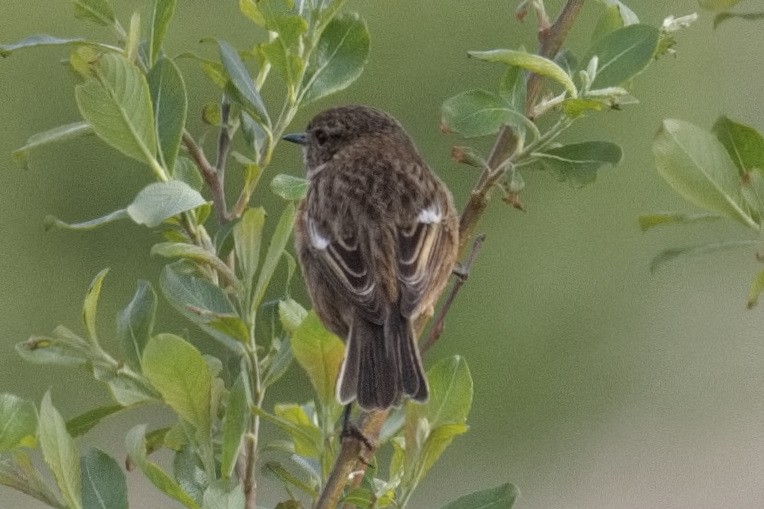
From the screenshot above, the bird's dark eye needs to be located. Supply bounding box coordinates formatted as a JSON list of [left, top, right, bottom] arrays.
[[314, 128, 329, 145]]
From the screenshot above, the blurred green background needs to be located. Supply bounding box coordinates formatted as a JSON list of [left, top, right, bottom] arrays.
[[2, 1, 764, 507]]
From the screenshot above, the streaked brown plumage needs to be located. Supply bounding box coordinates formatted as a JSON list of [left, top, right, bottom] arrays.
[[286, 105, 458, 410]]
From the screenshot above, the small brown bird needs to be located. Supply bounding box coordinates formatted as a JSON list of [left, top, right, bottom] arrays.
[[285, 105, 459, 411]]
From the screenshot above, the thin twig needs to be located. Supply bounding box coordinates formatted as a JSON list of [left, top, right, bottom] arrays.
[[216, 99, 232, 187], [182, 131, 229, 224]]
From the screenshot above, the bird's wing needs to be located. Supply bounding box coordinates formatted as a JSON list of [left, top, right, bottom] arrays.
[[397, 200, 454, 317], [301, 212, 387, 324]]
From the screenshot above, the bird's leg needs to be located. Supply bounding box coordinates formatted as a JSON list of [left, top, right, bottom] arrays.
[[340, 404, 374, 454]]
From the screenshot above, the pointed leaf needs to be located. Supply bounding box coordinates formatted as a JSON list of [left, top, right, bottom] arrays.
[[468, 49, 577, 97], [699, 0, 743, 11], [582, 24, 660, 88], [234, 207, 266, 287], [650, 240, 759, 273], [127, 180, 207, 227], [252, 203, 296, 311], [149, 0, 179, 66], [73, 0, 116, 26], [536, 141, 623, 187], [714, 11, 764, 29], [142, 334, 212, 438], [654, 119, 757, 229], [80, 448, 128, 509], [39, 392, 83, 509], [291, 311, 345, 407], [422, 355, 473, 428], [442, 90, 527, 139], [148, 57, 187, 172], [252, 405, 322, 458], [16, 327, 90, 367], [75, 53, 158, 166], [116, 280, 157, 370], [712, 116, 764, 175], [151, 243, 239, 289], [0, 394, 38, 451], [264, 461, 318, 498], [271, 174, 310, 201], [638, 212, 722, 232], [44, 209, 129, 232], [12, 122, 92, 169], [221, 373, 251, 478], [301, 13, 370, 104], [66, 405, 124, 438], [218, 40, 268, 124], [202, 480, 246, 509], [0, 35, 87, 57], [83, 268, 109, 344], [439, 483, 519, 509], [278, 298, 308, 333], [418, 422, 469, 478]]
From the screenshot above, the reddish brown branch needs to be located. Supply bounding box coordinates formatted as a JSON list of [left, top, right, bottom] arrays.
[[182, 132, 229, 224]]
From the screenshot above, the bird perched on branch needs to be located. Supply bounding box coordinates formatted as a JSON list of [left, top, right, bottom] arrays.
[[285, 105, 459, 411]]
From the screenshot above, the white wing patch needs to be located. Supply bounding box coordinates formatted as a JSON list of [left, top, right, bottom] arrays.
[[417, 204, 442, 224], [308, 218, 330, 250]]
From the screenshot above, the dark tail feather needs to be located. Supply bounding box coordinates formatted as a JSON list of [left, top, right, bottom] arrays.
[[392, 313, 428, 402]]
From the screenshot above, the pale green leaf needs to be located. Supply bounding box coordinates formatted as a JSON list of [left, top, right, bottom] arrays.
[[220, 373, 251, 479], [16, 327, 90, 367], [712, 116, 764, 175], [142, 334, 212, 438], [262, 336, 294, 388], [439, 483, 519, 509], [535, 141, 623, 187], [271, 174, 309, 201], [173, 446, 206, 503], [714, 11, 764, 29], [202, 480, 246, 509], [66, 405, 124, 438], [39, 392, 82, 509], [82, 268, 109, 344], [252, 203, 296, 311], [116, 280, 157, 370], [0, 35, 112, 58], [151, 242, 239, 289], [149, 0, 179, 66], [301, 13, 370, 104], [699, 0, 743, 11], [75, 53, 158, 166], [218, 40, 269, 124], [420, 355, 473, 428], [582, 24, 660, 88], [127, 180, 207, 227], [291, 311, 345, 407], [638, 212, 722, 232], [278, 298, 308, 333], [264, 461, 318, 498], [252, 405, 322, 458], [234, 207, 266, 287], [0, 394, 38, 451], [12, 122, 92, 169], [44, 209, 129, 232], [92, 365, 158, 406], [418, 422, 469, 478], [174, 157, 204, 191], [125, 11, 141, 64], [498, 65, 526, 111], [441, 90, 527, 139], [80, 448, 127, 509], [650, 240, 760, 272], [73, 0, 115, 26], [239, 0, 265, 26], [148, 57, 187, 173], [468, 49, 577, 97], [654, 119, 757, 229]]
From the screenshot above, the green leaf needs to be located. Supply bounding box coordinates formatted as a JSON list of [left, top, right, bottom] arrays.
[[468, 49, 577, 97], [278, 298, 308, 333], [234, 207, 267, 288], [699, 0, 742, 11], [202, 480, 246, 509], [262, 336, 294, 388], [73, 0, 116, 26], [0, 35, 96, 58], [252, 203, 296, 312], [117, 280, 157, 371], [0, 394, 38, 451], [441, 90, 526, 139], [264, 461, 318, 498], [239, 0, 265, 26], [498, 65, 526, 111], [159, 263, 242, 351], [654, 119, 757, 229], [0, 451, 65, 507], [80, 448, 128, 509], [592, 1, 638, 42], [582, 24, 660, 88], [301, 13, 371, 104], [173, 445, 206, 503], [650, 240, 759, 273], [148, 57, 188, 173], [83, 268, 109, 344], [174, 157, 204, 190], [92, 365, 158, 406], [418, 422, 469, 478], [220, 373, 251, 479], [271, 174, 310, 201], [748, 268, 764, 309], [75, 53, 158, 167], [712, 116, 764, 175], [598, 0, 639, 24], [291, 311, 345, 408], [16, 326, 91, 367], [638, 212, 723, 232], [149, 0, 178, 66], [560, 98, 605, 118], [142, 334, 212, 438], [126, 425, 201, 509], [66, 405, 124, 437], [258, 39, 304, 91], [44, 209, 129, 232], [12, 122, 92, 169], [252, 405, 322, 458], [39, 392, 82, 509], [151, 243, 239, 289], [218, 40, 269, 124], [420, 355, 473, 428], [125, 11, 141, 64], [440, 483, 519, 509], [535, 141, 623, 187], [714, 11, 764, 29], [127, 180, 207, 227]]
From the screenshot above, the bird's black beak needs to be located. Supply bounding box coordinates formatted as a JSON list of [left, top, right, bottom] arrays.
[[282, 132, 307, 146]]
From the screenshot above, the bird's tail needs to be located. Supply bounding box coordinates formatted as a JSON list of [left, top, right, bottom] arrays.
[[337, 312, 428, 410]]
